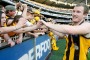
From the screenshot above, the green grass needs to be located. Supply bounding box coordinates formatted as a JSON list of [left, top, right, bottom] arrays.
[[48, 39, 66, 60], [87, 49, 90, 60], [48, 39, 90, 60]]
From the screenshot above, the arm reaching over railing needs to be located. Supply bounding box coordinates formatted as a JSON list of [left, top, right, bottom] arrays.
[[0, 16, 27, 34]]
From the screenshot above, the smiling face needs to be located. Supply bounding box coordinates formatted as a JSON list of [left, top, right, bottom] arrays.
[[72, 6, 87, 23]]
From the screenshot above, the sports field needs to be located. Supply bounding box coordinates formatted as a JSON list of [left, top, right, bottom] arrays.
[[48, 39, 90, 60], [48, 39, 66, 60]]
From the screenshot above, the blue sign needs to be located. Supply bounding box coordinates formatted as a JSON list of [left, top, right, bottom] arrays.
[[36, 35, 51, 60], [0, 35, 51, 60]]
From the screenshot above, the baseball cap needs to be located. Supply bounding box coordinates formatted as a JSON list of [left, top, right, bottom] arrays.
[[5, 5, 16, 11], [34, 16, 40, 21]]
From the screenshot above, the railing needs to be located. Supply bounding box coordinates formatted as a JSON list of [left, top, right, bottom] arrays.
[[0, 34, 51, 60]]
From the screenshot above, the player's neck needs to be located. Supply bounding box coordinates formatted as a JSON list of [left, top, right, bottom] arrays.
[[73, 19, 85, 25]]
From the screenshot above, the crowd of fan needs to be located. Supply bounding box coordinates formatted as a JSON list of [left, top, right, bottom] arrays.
[[0, 1, 51, 47], [25, 0, 72, 13]]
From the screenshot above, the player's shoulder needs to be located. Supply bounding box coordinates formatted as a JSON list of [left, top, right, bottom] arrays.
[[81, 21, 90, 25]]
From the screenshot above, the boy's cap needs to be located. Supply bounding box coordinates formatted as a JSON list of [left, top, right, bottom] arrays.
[[5, 5, 16, 11]]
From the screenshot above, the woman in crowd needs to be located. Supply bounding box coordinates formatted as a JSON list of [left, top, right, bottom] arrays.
[[0, 11, 26, 34]]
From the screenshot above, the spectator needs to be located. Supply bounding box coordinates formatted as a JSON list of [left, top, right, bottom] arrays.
[[5, 5, 16, 25], [3, 15, 24, 47], [0, 11, 26, 34]]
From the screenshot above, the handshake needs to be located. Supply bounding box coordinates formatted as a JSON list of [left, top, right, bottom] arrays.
[[36, 20, 49, 28]]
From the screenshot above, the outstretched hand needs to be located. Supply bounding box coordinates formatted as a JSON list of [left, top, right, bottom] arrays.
[[37, 20, 51, 29], [36, 20, 43, 27], [40, 20, 48, 27], [17, 17, 27, 28]]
